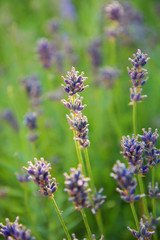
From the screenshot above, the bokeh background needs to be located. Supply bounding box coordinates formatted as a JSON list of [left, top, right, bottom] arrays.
[[0, 0, 160, 239]]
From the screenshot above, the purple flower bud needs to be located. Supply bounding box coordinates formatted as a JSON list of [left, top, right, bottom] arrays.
[[0, 216, 35, 240], [64, 164, 91, 210]]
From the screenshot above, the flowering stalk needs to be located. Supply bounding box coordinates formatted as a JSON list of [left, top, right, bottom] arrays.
[[128, 49, 150, 218], [23, 158, 71, 240], [61, 67, 105, 235]]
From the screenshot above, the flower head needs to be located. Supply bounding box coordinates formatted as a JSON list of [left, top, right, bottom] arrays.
[[61, 67, 88, 96], [148, 182, 160, 198], [66, 112, 90, 149], [104, 1, 124, 21], [61, 94, 86, 113], [23, 158, 58, 197], [64, 164, 91, 210], [120, 135, 144, 166], [0, 216, 35, 240], [91, 188, 107, 214], [139, 128, 160, 167], [24, 112, 37, 131], [37, 38, 53, 69], [127, 218, 155, 239], [111, 160, 145, 203]]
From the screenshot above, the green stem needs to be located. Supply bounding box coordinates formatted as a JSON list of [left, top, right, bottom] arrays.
[[152, 167, 156, 218], [83, 148, 104, 234], [138, 175, 149, 217], [84, 148, 95, 192], [133, 103, 136, 135], [51, 197, 71, 240], [80, 209, 92, 240], [23, 186, 43, 240], [130, 203, 139, 231]]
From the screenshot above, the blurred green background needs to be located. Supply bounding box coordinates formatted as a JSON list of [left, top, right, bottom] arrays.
[[0, 0, 160, 239]]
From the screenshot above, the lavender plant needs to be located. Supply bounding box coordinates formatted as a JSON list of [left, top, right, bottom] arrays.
[[23, 157, 71, 240], [0, 216, 35, 240], [61, 67, 106, 234]]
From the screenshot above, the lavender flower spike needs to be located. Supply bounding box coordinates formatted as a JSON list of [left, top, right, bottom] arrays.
[[37, 38, 53, 69], [61, 67, 88, 96], [23, 158, 58, 197], [64, 164, 91, 210], [128, 49, 150, 105], [127, 218, 155, 239], [0, 216, 35, 240], [24, 112, 37, 131]]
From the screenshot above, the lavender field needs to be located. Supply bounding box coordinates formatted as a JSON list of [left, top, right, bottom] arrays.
[[0, 0, 160, 239]]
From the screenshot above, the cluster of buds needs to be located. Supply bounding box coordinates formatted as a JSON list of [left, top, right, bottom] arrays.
[[97, 66, 120, 89], [120, 135, 149, 175], [127, 218, 155, 239], [91, 188, 107, 214], [127, 49, 150, 105], [104, 1, 124, 40], [23, 158, 58, 197], [64, 164, 91, 210], [37, 38, 53, 69], [111, 160, 145, 203], [24, 112, 38, 142], [139, 128, 160, 167], [0, 216, 35, 240], [104, 1, 124, 22], [21, 75, 42, 108], [61, 67, 90, 149], [148, 182, 160, 198], [120, 134, 149, 175], [142, 213, 160, 231], [66, 112, 90, 149]]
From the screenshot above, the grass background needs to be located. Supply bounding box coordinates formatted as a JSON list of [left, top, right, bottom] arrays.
[[0, 0, 160, 239]]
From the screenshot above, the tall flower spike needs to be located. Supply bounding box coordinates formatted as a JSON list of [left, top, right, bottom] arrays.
[[0, 216, 35, 240], [64, 164, 91, 210], [127, 218, 155, 239], [23, 157, 58, 197], [127, 49, 150, 105], [111, 160, 145, 203], [61, 94, 87, 113], [61, 67, 88, 96]]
